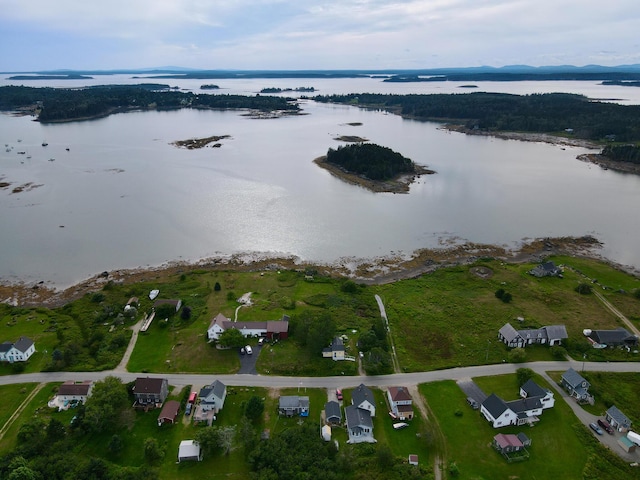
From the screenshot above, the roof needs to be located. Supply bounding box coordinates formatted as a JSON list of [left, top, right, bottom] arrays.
[[518, 328, 547, 341], [345, 404, 373, 429], [58, 381, 92, 396], [208, 313, 229, 330], [211, 380, 226, 399], [0, 342, 13, 353], [499, 323, 522, 343], [154, 299, 180, 308], [352, 384, 374, 407], [158, 400, 180, 421], [494, 433, 523, 449], [607, 405, 632, 427], [224, 321, 267, 331], [544, 325, 568, 340], [482, 393, 509, 419], [267, 320, 289, 333], [517, 432, 531, 445], [562, 368, 589, 389], [330, 337, 345, 351], [506, 397, 542, 414], [590, 328, 637, 345], [178, 440, 200, 459], [134, 377, 167, 394], [520, 379, 547, 398], [388, 386, 412, 403], [13, 337, 34, 353], [279, 396, 309, 409], [325, 401, 342, 420]]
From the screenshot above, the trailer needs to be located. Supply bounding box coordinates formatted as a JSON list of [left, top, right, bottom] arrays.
[[627, 431, 640, 446]]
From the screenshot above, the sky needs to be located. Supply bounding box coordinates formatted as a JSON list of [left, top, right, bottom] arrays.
[[1, 0, 639, 71]]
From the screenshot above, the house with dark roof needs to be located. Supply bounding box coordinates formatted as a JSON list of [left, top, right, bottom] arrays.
[[325, 400, 342, 425], [345, 405, 376, 444], [498, 323, 567, 348], [352, 384, 376, 417], [0, 337, 36, 363], [605, 405, 632, 431], [207, 313, 289, 341], [588, 328, 638, 348], [528, 261, 561, 278], [481, 380, 554, 428], [48, 380, 93, 410], [198, 380, 227, 413], [560, 368, 593, 403], [387, 386, 414, 420], [133, 377, 169, 407], [278, 396, 309, 417], [322, 337, 345, 361], [158, 400, 180, 425]]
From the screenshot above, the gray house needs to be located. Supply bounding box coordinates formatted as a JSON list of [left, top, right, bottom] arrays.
[[560, 368, 593, 403], [529, 261, 561, 277], [352, 384, 376, 417], [345, 405, 375, 444], [605, 405, 632, 431], [198, 380, 227, 413], [278, 396, 309, 417], [498, 323, 567, 348], [133, 377, 169, 406], [325, 400, 342, 425], [322, 337, 345, 361], [588, 328, 638, 348]]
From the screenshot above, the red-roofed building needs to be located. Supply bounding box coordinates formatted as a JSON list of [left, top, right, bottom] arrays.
[[387, 386, 414, 420]]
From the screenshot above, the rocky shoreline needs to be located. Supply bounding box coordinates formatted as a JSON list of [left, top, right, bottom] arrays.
[[0, 235, 622, 309]]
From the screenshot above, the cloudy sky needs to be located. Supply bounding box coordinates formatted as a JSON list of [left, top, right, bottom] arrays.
[[1, 0, 638, 71]]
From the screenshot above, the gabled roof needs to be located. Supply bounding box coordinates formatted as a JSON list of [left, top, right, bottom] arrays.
[[208, 313, 229, 330], [517, 432, 531, 445], [267, 320, 289, 333], [494, 433, 523, 449], [544, 325, 568, 340], [13, 337, 34, 353], [388, 386, 412, 403], [158, 400, 180, 421], [607, 405, 632, 427], [279, 396, 309, 409], [58, 381, 92, 396], [506, 397, 542, 414], [561, 368, 589, 389], [199, 380, 226, 402], [520, 379, 547, 398], [345, 404, 373, 429], [518, 328, 547, 341], [134, 377, 167, 394], [482, 393, 509, 419], [590, 328, 637, 345], [0, 342, 13, 353], [325, 401, 342, 420], [352, 384, 374, 407], [499, 323, 522, 343]]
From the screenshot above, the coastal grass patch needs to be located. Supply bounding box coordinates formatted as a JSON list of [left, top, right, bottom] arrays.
[[0, 383, 38, 431], [421, 377, 588, 480]]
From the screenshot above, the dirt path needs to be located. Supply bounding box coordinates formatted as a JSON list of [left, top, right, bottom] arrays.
[[113, 318, 143, 372], [407, 385, 444, 480], [0, 382, 45, 441], [592, 289, 640, 336], [374, 295, 401, 374]]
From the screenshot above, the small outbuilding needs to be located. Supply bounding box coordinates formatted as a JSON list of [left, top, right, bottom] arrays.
[[178, 440, 202, 462], [158, 400, 180, 425], [408, 454, 419, 466], [618, 436, 637, 453], [321, 425, 332, 441]]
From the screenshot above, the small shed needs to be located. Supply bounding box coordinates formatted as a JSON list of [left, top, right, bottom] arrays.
[[178, 440, 202, 462], [618, 436, 637, 453], [321, 425, 331, 441], [158, 400, 180, 425], [408, 454, 419, 466]]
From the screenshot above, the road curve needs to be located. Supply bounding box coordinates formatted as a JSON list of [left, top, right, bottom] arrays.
[[1, 360, 638, 389]]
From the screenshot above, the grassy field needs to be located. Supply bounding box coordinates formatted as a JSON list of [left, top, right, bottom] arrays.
[[421, 375, 590, 480]]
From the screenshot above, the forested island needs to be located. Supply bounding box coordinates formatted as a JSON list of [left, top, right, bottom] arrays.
[[315, 143, 434, 192], [259, 87, 316, 93], [0, 85, 299, 122]]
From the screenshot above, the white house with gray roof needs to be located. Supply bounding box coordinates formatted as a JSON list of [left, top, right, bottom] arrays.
[[345, 405, 376, 443], [498, 323, 567, 348], [198, 380, 227, 413], [0, 337, 35, 363], [481, 380, 554, 428], [352, 383, 376, 417], [278, 396, 309, 417]]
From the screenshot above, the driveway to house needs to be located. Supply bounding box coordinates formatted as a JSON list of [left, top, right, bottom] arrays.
[[113, 318, 144, 372], [456, 377, 488, 404], [237, 344, 263, 374]]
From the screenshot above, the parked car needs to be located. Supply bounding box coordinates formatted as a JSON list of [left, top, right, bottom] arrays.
[[336, 389, 343, 401], [589, 422, 604, 435], [258, 337, 265, 345], [467, 397, 479, 410], [240, 347, 245, 355], [185, 403, 192, 416], [245, 345, 253, 355], [598, 418, 614, 434]]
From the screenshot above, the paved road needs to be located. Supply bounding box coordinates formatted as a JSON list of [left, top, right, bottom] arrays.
[[2, 359, 638, 389]]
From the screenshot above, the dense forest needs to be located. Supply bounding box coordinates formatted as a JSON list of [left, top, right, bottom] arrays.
[[0, 85, 299, 122], [325, 143, 416, 181], [602, 144, 640, 164], [313, 92, 640, 143]]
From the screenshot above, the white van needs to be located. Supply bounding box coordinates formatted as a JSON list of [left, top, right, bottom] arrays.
[[245, 345, 253, 355]]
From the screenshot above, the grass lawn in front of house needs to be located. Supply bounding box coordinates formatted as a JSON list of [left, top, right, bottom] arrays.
[[421, 376, 589, 480]]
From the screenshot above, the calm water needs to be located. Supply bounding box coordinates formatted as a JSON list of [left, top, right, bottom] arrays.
[[2, 77, 640, 287]]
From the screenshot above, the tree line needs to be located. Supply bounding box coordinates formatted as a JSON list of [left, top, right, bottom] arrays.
[[325, 143, 417, 181], [313, 92, 640, 143], [0, 85, 300, 122]]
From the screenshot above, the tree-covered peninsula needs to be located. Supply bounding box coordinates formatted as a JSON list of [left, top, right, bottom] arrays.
[[0, 85, 300, 122], [313, 92, 640, 143], [315, 143, 434, 193]]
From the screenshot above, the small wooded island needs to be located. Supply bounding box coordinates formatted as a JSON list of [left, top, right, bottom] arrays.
[[314, 143, 435, 193]]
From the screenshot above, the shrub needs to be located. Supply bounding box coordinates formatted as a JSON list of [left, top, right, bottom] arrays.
[[508, 348, 527, 363], [575, 283, 592, 295], [495, 288, 505, 299], [214, 282, 221, 292], [501, 292, 513, 303]]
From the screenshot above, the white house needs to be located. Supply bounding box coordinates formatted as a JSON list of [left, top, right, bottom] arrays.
[[387, 386, 414, 420], [198, 380, 227, 412], [322, 337, 345, 361], [519, 379, 555, 410], [0, 337, 36, 363], [352, 384, 376, 417], [345, 405, 376, 444], [207, 313, 289, 341], [481, 380, 555, 429], [178, 440, 202, 462], [48, 380, 93, 410]]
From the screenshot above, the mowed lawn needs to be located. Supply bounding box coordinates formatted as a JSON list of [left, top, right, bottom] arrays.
[[421, 376, 589, 480]]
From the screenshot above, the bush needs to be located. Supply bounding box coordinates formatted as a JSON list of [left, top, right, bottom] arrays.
[[501, 292, 513, 303], [508, 348, 527, 363], [495, 289, 505, 299], [214, 282, 221, 292], [551, 345, 568, 360], [575, 283, 592, 295]]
